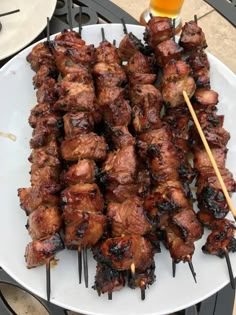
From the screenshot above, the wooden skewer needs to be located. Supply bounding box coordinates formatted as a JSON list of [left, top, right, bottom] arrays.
[[67, 0, 73, 31], [172, 259, 176, 278], [130, 262, 136, 276], [183, 90, 236, 219], [78, 6, 82, 35]]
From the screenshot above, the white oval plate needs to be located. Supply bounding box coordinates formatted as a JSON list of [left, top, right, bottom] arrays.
[[0, 24, 236, 315], [0, 0, 57, 60]]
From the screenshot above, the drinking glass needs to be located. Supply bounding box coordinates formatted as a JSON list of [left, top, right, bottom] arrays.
[[140, 0, 185, 31]]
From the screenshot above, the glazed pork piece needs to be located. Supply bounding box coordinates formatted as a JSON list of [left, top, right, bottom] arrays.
[[63, 210, 106, 249], [18, 185, 60, 215], [94, 235, 154, 271], [191, 88, 219, 111], [30, 112, 63, 149], [179, 20, 207, 51], [144, 16, 173, 48], [61, 183, 104, 213], [161, 60, 196, 107], [129, 84, 163, 134], [26, 42, 55, 72], [54, 73, 96, 113], [107, 196, 153, 237], [186, 50, 210, 88], [93, 62, 127, 89], [202, 218, 236, 257], [27, 205, 62, 240], [63, 112, 94, 138], [108, 126, 136, 149], [118, 32, 145, 61], [125, 51, 157, 85], [25, 233, 64, 269], [61, 133, 107, 161], [155, 39, 183, 67], [29, 138, 61, 169], [93, 263, 125, 294], [95, 40, 121, 64], [101, 145, 137, 185], [60, 159, 96, 185]]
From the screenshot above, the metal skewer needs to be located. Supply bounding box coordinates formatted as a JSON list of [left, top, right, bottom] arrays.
[[0, 9, 20, 17], [46, 258, 51, 302], [67, 0, 73, 31]]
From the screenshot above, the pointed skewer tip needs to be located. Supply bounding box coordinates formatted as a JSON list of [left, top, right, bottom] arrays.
[[224, 248, 235, 290]]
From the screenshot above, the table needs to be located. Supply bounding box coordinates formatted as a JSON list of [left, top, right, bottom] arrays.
[[0, 1, 235, 314]]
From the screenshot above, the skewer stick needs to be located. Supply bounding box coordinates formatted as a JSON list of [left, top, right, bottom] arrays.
[[194, 14, 198, 23], [188, 261, 197, 283], [78, 6, 82, 35], [172, 19, 176, 42], [83, 248, 88, 288], [172, 260, 176, 278], [46, 258, 51, 302], [224, 248, 235, 290], [0, 9, 20, 17], [130, 262, 136, 278], [101, 27, 106, 42], [149, 13, 153, 19], [183, 90, 236, 219], [140, 280, 146, 300], [113, 39, 116, 47], [108, 292, 112, 300], [67, 0, 73, 31], [78, 247, 82, 284], [121, 18, 128, 35], [46, 17, 50, 42]]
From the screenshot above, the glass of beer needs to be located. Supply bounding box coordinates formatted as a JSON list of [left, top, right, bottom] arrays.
[[140, 0, 185, 31]]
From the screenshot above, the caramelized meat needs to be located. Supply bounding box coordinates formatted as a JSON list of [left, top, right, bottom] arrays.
[[108, 126, 136, 149], [164, 225, 195, 262], [93, 263, 125, 294], [61, 133, 107, 161], [61, 183, 104, 213], [95, 235, 154, 271], [118, 33, 145, 61], [162, 60, 196, 107], [63, 112, 94, 138], [54, 74, 95, 112], [27, 42, 55, 72], [63, 211, 106, 249], [144, 16, 173, 48], [25, 233, 64, 268], [170, 208, 203, 242], [27, 206, 62, 240], [102, 98, 131, 127], [101, 145, 137, 185], [29, 139, 60, 168], [18, 185, 60, 215], [30, 164, 60, 187], [179, 20, 207, 51], [192, 88, 219, 110], [125, 51, 156, 85], [107, 196, 152, 237], [155, 39, 183, 67], [60, 159, 96, 185], [144, 180, 190, 220], [93, 62, 126, 89], [95, 40, 121, 64], [202, 219, 236, 257], [128, 262, 156, 289], [29, 103, 52, 128]]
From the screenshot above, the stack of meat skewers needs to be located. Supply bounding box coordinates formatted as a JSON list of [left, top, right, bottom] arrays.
[[17, 15, 236, 301]]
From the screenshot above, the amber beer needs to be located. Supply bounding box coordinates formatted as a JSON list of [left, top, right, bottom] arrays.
[[149, 0, 184, 19]]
